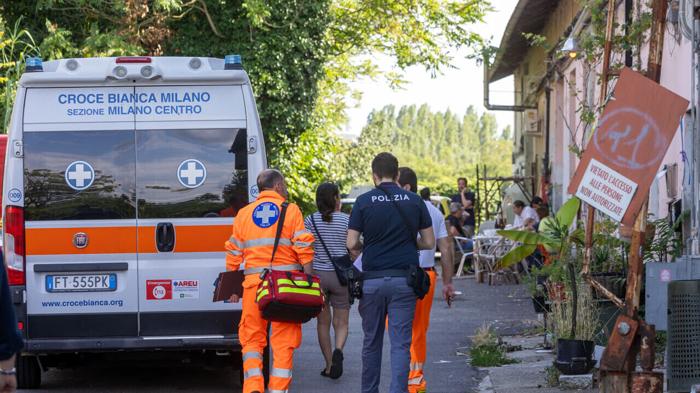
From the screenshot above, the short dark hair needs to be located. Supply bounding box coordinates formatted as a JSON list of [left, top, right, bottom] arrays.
[[371, 152, 399, 180], [420, 187, 431, 201], [536, 206, 549, 219], [513, 200, 526, 208], [531, 196, 544, 206], [257, 169, 284, 191], [398, 167, 418, 193], [458, 177, 468, 184]]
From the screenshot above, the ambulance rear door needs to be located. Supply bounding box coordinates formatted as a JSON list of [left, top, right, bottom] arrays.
[[134, 85, 248, 337], [22, 87, 139, 339]]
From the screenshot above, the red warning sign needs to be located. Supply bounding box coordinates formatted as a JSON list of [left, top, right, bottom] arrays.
[[146, 280, 172, 300]]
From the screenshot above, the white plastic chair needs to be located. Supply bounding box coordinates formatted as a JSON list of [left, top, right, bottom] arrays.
[[453, 236, 474, 278]]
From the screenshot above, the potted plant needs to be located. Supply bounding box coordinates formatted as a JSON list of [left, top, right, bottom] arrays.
[[498, 198, 599, 375], [550, 279, 599, 375]]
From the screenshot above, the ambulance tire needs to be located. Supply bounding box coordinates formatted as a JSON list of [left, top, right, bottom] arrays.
[[16, 355, 41, 389]]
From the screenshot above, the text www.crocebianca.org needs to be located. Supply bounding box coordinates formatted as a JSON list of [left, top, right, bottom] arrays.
[[41, 299, 125, 308]]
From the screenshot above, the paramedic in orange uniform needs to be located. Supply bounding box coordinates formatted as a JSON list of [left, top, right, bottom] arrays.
[[225, 169, 315, 393], [398, 167, 455, 393]]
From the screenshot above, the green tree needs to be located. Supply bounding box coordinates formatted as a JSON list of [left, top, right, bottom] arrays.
[[357, 104, 512, 196], [0, 0, 492, 212]]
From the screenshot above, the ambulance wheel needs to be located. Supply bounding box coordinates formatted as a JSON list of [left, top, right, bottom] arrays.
[[16, 355, 41, 389]]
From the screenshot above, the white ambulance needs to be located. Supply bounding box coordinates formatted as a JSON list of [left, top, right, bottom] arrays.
[[3, 56, 266, 388]]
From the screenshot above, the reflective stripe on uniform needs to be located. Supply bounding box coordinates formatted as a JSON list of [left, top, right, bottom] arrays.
[[243, 237, 292, 249], [293, 229, 311, 237], [271, 367, 293, 378], [293, 241, 313, 248], [229, 236, 243, 248], [242, 352, 262, 362], [228, 250, 242, 256], [408, 376, 424, 385], [244, 368, 263, 379], [245, 264, 303, 275], [410, 362, 424, 371], [269, 390, 288, 393]]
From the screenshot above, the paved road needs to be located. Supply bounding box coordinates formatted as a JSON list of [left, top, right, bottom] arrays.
[[21, 276, 536, 392]]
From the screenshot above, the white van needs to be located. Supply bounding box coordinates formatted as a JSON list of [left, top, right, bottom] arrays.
[[3, 56, 266, 388]]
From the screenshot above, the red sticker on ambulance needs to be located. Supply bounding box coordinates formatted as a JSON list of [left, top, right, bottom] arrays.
[[146, 280, 172, 300]]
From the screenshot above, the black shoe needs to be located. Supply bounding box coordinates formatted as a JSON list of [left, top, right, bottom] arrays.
[[321, 369, 331, 378], [330, 349, 344, 379]]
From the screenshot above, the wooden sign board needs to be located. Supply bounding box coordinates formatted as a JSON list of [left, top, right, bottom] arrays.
[[568, 68, 689, 225]]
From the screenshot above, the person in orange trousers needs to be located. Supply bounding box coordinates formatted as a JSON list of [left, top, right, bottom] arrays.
[[225, 169, 315, 393], [398, 168, 456, 393]]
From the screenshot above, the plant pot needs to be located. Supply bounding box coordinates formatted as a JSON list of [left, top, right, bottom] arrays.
[[532, 296, 550, 313], [554, 338, 595, 375]]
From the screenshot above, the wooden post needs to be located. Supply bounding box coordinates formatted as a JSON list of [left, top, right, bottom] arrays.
[[582, 0, 617, 276], [601, 0, 668, 391]]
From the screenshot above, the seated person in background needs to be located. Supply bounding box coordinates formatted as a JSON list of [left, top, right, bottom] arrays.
[[530, 196, 544, 210], [451, 178, 476, 237], [447, 202, 467, 238], [534, 205, 549, 232], [447, 202, 473, 273], [512, 200, 539, 230]]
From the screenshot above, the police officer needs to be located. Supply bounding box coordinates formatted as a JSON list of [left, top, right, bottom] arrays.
[[347, 153, 435, 393], [398, 167, 455, 393], [225, 169, 315, 393]]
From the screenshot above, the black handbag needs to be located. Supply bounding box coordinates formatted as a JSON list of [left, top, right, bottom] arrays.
[[377, 187, 431, 299], [310, 215, 353, 286]]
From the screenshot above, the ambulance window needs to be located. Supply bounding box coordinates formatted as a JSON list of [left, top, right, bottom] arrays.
[[136, 128, 248, 218], [23, 131, 137, 221]]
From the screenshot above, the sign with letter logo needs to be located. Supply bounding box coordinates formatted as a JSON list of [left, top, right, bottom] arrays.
[[568, 68, 689, 224], [146, 280, 172, 300], [173, 279, 199, 299], [252, 202, 280, 228]]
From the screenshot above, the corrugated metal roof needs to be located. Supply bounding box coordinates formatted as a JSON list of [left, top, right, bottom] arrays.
[[488, 0, 559, 82]]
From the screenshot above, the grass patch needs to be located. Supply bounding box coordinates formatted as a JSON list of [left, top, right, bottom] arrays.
[[545, 366, 560, 387], [469, 344, 518, 367], [469, 323, 518, 367]]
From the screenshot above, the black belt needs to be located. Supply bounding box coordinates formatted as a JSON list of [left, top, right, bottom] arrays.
[[423, 267, 435, 272], [362, 269, 409, 279]]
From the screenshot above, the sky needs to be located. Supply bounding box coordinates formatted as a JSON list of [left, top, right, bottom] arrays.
[[342, 0, 519, 138]]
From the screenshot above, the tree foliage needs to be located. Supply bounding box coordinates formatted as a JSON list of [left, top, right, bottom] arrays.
[[358, 104, 512, 194], [0, 0, 492, 211]]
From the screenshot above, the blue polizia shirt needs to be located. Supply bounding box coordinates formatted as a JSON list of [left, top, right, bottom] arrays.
[[348, 183, 432, 271]]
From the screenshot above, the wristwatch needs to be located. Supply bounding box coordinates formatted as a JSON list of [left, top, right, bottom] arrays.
[[0, 367, 16, 376]]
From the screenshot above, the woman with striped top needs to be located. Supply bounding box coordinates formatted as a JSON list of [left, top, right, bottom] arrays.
[[304, 182, 350, 380]]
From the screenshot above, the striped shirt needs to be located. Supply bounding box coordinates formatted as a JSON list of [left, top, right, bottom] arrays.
[[304, 212, 350, 271]]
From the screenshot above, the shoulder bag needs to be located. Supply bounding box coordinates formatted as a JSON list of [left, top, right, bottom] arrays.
[[310, 214, 353, 286], [256, 202, 325, 323], [377, 187, 431, 299]]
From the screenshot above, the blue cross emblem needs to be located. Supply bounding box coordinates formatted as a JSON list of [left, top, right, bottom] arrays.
[[252, 202, 280, 228], [178, 159, 207, 188], [65, 161, 95, 191]]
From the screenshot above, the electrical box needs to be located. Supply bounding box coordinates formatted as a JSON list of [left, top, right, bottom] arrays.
[[524, 109, 540, 135]]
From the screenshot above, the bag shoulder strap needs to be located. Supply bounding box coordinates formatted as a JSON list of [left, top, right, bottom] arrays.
[[377, 186, 418, 248], [269, 202, 289, 267], [310, 214, 333, 260]]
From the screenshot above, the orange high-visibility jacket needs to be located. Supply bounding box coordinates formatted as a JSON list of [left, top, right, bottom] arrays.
[[225, 190, 314, 273]]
